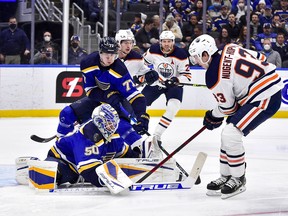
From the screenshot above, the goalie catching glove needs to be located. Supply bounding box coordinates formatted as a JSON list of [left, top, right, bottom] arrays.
[[203, 110, 224, 130], [133, 113, 150, 135], [133, 70, 159, 85]]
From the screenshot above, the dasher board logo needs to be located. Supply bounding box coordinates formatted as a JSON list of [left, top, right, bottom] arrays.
[[282, 79, 288, 105], [56, 71, 85, 103]]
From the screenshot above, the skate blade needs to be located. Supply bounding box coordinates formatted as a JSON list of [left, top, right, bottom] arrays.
[[206, 190, 221, 196], [221, 185, 246, 199]]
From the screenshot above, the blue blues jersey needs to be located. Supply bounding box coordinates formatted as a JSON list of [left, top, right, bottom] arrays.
[[80, 51, 146, 116], [50, 120, 129, 175]]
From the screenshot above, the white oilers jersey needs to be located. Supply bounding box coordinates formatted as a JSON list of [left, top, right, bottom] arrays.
[[122, 50, 150, 77], [143, 44, 191, 86], [205, 44, 283, 118]]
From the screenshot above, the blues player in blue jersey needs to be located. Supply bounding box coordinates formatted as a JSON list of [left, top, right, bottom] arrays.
[[46, 104, 140, 187], [56, 36, 158, 152]]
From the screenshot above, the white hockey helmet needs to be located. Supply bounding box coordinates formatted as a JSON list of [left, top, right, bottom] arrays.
[[160, 31, 175, 54], [92, 104, 120, 142], [188, 34, 218, 65], [115, 29, 135, 45], [159, 30, 175, 42]]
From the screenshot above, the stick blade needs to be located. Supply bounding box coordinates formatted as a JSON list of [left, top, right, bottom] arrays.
[[30, 135, 56, 143], [190, 152, 207, 183]]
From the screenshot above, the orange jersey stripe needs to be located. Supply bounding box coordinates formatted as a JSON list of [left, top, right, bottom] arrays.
[[238, 108, 260, 129]]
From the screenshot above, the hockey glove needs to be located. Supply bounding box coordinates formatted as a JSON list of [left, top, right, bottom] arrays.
[[144, 70, 159, 85], [133, 75, 145, 85], [164, 77, 179, 88], [104, 90, 123, 113], [133, 113, 150, 135], [203, 110, 224, 130]]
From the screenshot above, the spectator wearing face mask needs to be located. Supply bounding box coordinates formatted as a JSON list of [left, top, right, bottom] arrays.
[[0, 16, 30, 64], [68, 35, 88, 65], [35, 31, 59, 61], [207, 0, 224, 19], [255, 23, 277, 51], [261, 38, 282, 67]]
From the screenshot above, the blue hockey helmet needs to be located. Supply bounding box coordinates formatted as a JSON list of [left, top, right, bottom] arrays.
[[92, 104, 120, 142], [99, 37, 119, 54]]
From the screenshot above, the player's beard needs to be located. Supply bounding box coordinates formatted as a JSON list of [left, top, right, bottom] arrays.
[[161, 45, 173, 54]]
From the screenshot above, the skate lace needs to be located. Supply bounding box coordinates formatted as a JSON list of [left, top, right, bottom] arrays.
[[213, 177, 228, 185], [225, 177, 240, 189]]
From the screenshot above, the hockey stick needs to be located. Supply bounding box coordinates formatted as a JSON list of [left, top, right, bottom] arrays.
[[45, 181, 192, 194], [179, 83, 207, 87], [136, 126, 206, 183], [30, 134, 57, 143]]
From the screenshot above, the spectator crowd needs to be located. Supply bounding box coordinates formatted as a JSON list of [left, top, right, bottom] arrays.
[[0, 0, 288, 67]]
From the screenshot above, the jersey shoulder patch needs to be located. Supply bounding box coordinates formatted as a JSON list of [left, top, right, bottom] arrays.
[[125, 50, 143, 61], [110, 58, 130, 77], [205, 53, 221, 89], [149, 44, 162, 54], [81, 121, 104, 143], [80, 51, 99, 71], [170, 47, 188, 60]]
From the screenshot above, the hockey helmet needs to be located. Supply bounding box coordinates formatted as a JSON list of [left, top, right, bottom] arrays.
[[188, 34, 218, 65], [115, 29, 135, 45], [99, 37, 119, 54], [159, 30, 175, 42], [159, 31, 175, 54], [92, 104, 120, 142]]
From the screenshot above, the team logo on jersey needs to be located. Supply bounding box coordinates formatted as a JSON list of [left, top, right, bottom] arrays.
[[157, 63, 174, 78], [281, 79, 288, 105], [56, 71, 85, 103]]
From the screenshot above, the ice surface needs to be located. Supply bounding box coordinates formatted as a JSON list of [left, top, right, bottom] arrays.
[[0, 117, 287, 216]]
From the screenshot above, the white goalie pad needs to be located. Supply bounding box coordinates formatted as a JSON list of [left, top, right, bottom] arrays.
[[96, 160, 133, 194], [114, 158, 179, 183], [27, 160, 58, 190], [15, 156, 40, 185]]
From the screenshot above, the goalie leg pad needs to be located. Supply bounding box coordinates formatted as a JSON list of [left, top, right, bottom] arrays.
[[114, 158, 178, 183], [96, 160, 133, 194], [15, 156, 39, 185], [28, 160, 58, 190]]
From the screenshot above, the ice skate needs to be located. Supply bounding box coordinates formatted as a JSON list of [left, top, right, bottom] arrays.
[[206, 175, 231, 196], [221, 175, 246, 199]]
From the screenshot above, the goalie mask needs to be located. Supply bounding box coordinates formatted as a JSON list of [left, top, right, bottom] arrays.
[[92, 104, 120, 142], [159, 30, 175, 54], [188, 34, 218, 66]]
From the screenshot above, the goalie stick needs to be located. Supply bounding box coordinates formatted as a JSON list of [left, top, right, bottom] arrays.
[[136, 126, 206, 183]]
